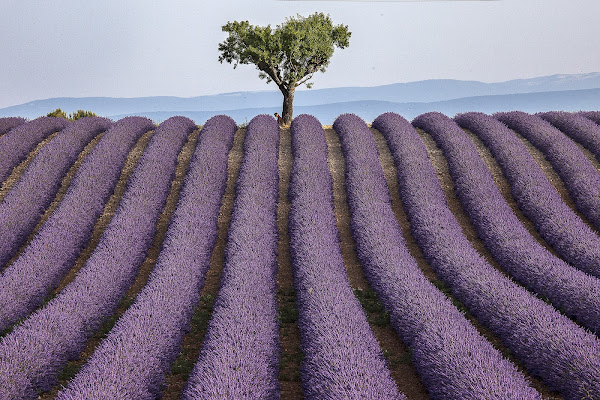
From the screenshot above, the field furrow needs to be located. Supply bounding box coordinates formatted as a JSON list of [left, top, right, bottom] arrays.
[[0, 116, 189, 399], [495, 111, 600, 233], [336, 113, 539, 399], [0, 117, 154, 334], [413, 112, 600, 399], [0, 117, 112, 268]]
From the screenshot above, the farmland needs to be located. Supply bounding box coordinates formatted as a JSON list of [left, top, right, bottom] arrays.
[[0, 111, 600, 399]]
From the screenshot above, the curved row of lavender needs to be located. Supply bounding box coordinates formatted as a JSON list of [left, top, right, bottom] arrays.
[[288, 114, 402, 399], [457, 112, 600, 279], [183, 114, 280, 399], [412, 111, 600, 399], [0, 117, 112, 268], [494, 111, 600, 232], [56, 116, 236, 399], [426, 111, 600, 333], [540, 111, 600, 163], [334, 113, 540, 399], [580, 111, 600, 125], [0, 116, 194, 399], [0, 116, 154, 332], [0, 116, 69, 183], [0, 117, 26, 136]]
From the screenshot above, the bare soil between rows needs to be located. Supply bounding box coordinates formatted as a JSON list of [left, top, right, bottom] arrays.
[[4, 119, 588, 399]]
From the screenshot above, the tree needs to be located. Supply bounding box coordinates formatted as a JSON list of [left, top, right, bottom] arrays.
[[218, 12, 351, 125], [46, 108, 97, 121]]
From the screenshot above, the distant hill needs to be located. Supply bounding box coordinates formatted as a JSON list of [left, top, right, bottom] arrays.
[[1, 73, 599, 124]]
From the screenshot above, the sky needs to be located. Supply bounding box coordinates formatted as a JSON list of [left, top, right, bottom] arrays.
[[0, 0, 599, 108]]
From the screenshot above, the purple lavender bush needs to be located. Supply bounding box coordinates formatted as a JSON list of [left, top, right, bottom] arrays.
[[0, 117, 26, 136], [56, 116, 236, 399], [580, 111, 600, 125], [412, 111, 600, 399], [461, 111, 600, 278], [335, 113, 541, 399], [412, 110, 600, 334], [493, 111, 600, 232], [0, 116, 153, 333], [182, 114, 280, 399], [0, 116, 194, 399], [289, 114, 403, 399], [0, 117, 113, 268], [0, 116, 69, 183], [540, 111, 600, 164]]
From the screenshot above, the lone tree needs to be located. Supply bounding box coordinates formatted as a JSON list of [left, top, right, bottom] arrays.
[[218, 12, 351, 125]]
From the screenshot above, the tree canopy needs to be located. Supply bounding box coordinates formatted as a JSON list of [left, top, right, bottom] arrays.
[[218, 12, 351, 124]]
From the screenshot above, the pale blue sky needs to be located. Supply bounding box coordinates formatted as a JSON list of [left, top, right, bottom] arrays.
[[0, 0, 598, 108]]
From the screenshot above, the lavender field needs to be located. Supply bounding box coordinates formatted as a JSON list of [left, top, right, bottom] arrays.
[[0, 111, 599, 399]]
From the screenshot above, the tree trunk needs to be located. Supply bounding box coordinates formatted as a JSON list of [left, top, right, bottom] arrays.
[[281, 87, 295, 125]]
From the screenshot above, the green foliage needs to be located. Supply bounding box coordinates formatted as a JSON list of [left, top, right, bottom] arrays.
[[218, 12, 351, 91], [70, 109, 97, 120], [46, 108, 98, 121], [47, 108, 69, 119]]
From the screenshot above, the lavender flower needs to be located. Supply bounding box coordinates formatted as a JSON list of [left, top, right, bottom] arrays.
[[0, 117, 26, 136], [0, 117, 154, 333], [412, 111, 600, 399], [56, 116, 236, 399], [0, 117, 113, 268], [540, 111, 600, 164], [289, 114, 403, 399], [336, 113, 540, 399], [492, 111, 600, 232], [183, 114, 281, 399], [0, 116, 193, 399], [0, 116, 69, 183]]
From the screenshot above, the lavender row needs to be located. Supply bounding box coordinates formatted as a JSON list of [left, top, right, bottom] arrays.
[[56, 116, 236, 399], [0, 117, 112, 268], [0, 116, 154, 332], [412, 111, 600, 399], [433, 111, 600, 333], [579, 111, 600, 127], [0, 116, 194, 399], [288, 114, 402, 399], [461, 112, 600, 278], [335, 113, 540, 399], [494, 111, 600, 232], [182, 114, 280, 399], [0, 117, 26, 136], [540, 111, 600, 163], [0, 116, 69, 183]]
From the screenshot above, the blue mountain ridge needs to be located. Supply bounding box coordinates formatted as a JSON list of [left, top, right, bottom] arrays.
[[1, 73, 599, 124]]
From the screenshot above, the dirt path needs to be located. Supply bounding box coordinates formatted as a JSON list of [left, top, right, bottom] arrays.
[[42, 128, 199, 398], [462, 128, 566, 260], [276, 126, 304, 399], [326, 126, 430, 399], [0, 130, 61, 201], [161, 127, 246, 399], [511, 128, 599, 234], [1, 131, 105, 273], [414, 127, 562, 400]]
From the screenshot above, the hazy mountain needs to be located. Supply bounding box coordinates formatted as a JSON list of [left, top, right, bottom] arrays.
[[1, 73, 599, 123]]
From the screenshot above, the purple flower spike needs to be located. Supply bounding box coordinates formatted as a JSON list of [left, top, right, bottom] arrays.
[[56, 116, 237, 399], [0, 117, 26, 136], [289, 114, 403, 399], [0, 117, 113, 268], [0, 116, 69, 183], [0, 116, 154, 333], [337, 112, 540, 399], [413, 111, 600, 399], [0, 116, 193, 399], [182, 114, 281, 399]]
